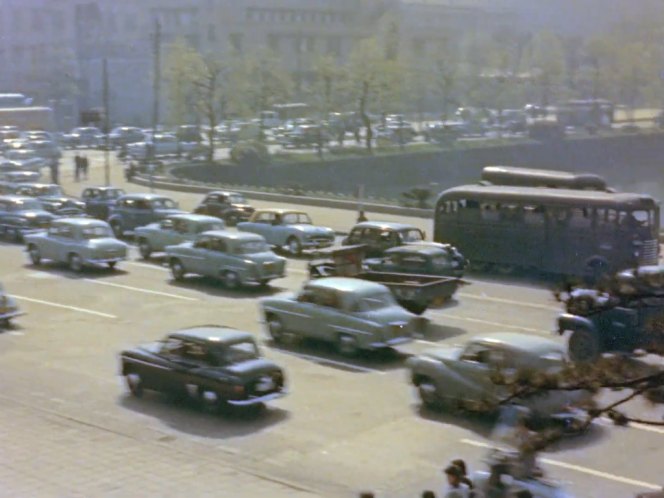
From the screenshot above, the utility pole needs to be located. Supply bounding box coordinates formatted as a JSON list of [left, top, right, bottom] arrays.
[[102, 58, 110, 186], [150, 18, 161, 192]]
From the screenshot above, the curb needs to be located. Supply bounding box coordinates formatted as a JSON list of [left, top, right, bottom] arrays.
[[129, 174, 434, 220]]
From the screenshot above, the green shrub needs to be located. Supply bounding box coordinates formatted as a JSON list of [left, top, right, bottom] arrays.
[[229, 140, 270, 166]]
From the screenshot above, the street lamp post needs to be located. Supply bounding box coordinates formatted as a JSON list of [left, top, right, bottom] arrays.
[[102, 58, 110, 186]]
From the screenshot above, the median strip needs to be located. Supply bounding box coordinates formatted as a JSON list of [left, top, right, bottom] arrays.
[[12, 295, 117, 319]]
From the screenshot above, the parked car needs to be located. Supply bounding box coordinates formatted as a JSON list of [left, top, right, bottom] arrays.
[[166, 231, 286, 288], [0, 282, 23, 327], [343, 221, 426, 257], [81, 186, 126, 220], [237, 209, 335, 255], [126, 133, 204, 160], [0, 195, 55, 241], [119, 325, 287, 410], [407, 333, 591, 428], [27, 140, 62, 160], [0, 170, 41, 184], [422, 122, 461, 144], [62, 127, 103, 149], [108, 127, 145, 148], [260, 277, 415, 355], [0, 181, 16, 195], [365, 242, 468, 278], [107, 193, 183, 238], [4, 148, 47, 167], [193, 191, 255, 226], [25, 218, 128, 272], [13, 183, 85, 216], [281, 125, 328, 149], [135, 213, 225, 259], [175, 125, 202, 143]]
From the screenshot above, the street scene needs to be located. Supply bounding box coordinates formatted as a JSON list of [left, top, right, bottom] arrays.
[[3, 1, 664, 498]]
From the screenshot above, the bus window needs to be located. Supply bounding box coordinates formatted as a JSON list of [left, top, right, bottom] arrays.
[[481, 203, 499, 222], [570, 208, 592, 229], [619, 210, 649, 228], [607, 209, 618, 224], [500, 203, 523, 221], [524, 205, 545, 225], [631, 210, 651, 226]]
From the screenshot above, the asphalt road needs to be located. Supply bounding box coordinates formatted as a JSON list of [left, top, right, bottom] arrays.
[[1, 150, 663, 497]]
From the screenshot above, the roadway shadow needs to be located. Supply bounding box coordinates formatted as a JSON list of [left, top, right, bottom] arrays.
[[22, 262, 130, 279], [266, 336, 408, 373], [467, 268, 558, 291], [118, 393, 289, 439], [167, 276, 285, 299], [418, 323, 467, 342], [416, 403, 496, 439]]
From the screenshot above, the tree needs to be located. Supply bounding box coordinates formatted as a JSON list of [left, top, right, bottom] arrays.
[[523, 32, 567, 106], [191, 57, 224, 164], [431, 38, 459, 120], [309, 54, 346, 117], [164, 38, 205, 126]]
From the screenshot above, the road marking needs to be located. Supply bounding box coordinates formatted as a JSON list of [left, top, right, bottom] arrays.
[[12, 295, 116, 319], [430, 312, 549, 334], [458, 293, 559, 311], [415, 339, 442, 346], [82, 279, 198, 301], [460, 438, 661, 490], [282, 350, 386, 374], [289, 268, 309, 275], [125, 261, 170, 272], [598, 417, 664, 436]]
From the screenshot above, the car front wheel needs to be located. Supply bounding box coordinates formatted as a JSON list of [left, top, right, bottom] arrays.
[[28, 245, 41, 265], [126, 372, 144, 397], [222, 271, 240, 290], [138, 239, 152, 259], [336, 333, 359, 356], [110, 221, 123, 239], [417, 378, 440, 409], [568, 328, 601, 363], [170, 259, 185, 281], [69, 254, 83, 272], [286, 236, 302, 256], [266, 314, 284, 343]]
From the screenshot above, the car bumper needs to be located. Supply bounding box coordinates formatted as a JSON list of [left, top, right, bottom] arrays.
[[369, 336, 413, 348], [302, 239, 334, 249], [228, 390, 287, 406], [0, 310, 24, 320], [245, 272, 286, 284], [85, 257, 127, 266]]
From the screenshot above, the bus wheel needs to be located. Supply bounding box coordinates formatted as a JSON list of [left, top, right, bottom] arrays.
[[568, 329, 600, 363]]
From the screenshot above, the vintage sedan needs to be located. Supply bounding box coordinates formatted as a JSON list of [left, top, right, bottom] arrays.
[[13, 183, 86, 216], [119, 325, 287, 410], [166, 231, 286, 288], [365, 242, 468, 278], [135, 213, 225, 259], [343, 221, 426, 257], [407, 333, 591, 426], [81, 186, 125, 220], [237, 208, 335, 255], [0, 195, 55, 241], [107, 193, 184, 237], [260, 277, 415, 355], [193, 191, 255, 226], [25, 218, 128, 272], [0, 283, 23, 327]]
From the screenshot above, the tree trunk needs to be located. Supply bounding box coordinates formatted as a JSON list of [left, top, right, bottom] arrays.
[[359, 80, 372, 153]]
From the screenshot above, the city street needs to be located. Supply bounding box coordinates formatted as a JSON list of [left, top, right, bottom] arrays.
[[0, 150, 662, 497]]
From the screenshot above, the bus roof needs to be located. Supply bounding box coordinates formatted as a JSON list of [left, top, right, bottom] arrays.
[[437, 185, 658, 209], [481, 166, 608, 191]]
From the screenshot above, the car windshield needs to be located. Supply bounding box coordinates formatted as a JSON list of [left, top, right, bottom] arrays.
[[357, 291, 396, 311], [217, 340, 259, 364], [400, 229, 424, 243], [36, 186, 63, 197], [81, 226, 113, 239], [196, 222, 224, 233], [235, 240, 269, 254], [282, 212, 312, 225], [229, 194, 246, 204], [151, 198, 178, 209], [103, 189, 125, 199], [11, 199, 41, 211]]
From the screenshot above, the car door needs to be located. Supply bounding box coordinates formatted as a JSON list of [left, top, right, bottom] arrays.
[[448, 343, 495, 405], [312, 289, 347, 342], [48, 224, 75, 263], [181, 236, 211, 274], [152, 337, 189, 393], [250, 212, 274, 241], [283, 287, 318, 336], [133, 200, 153, 229], [204, 237, 230, 278], [161, 218, 186, 248], [40, 225, 61, 260]]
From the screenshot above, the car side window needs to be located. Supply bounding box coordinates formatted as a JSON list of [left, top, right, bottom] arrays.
[[255, 212, 274, 224], [160, 219, 173, 230], [181, 341, 209, 364], [160, 338, 185, 357], [173, 220, 188, 234], [461, 344, 492, 364], [210, 238, 227, 253], [58, 226, 74, 239], [135, 200, 151, 210], [312, 289, 340, 309], [194, 236, 210, 249], [347, 228, 362, 244], [48, 226, 60, 236]]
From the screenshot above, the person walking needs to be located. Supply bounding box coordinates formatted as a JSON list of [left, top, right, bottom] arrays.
[[74, 153, 81, 182], [451, 459, 474, 492], [443, 465, 470, 498], [82, 155, 89, 180], [50, 158, 60, 184]]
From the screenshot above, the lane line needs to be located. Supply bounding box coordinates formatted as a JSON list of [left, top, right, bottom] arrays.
[[280, 350, 386, 374], [460, 438, 661, 491], [430, 312, 550, 334], [458, 293, 560, 311], [82, 279, 198, 301], [12, 295, 116, 319], [598, 417, 664, 436]]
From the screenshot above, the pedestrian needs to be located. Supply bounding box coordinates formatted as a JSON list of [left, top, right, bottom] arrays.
[[443, 464, 470, 498], [82, 155, 89, 180], [422, 491, 437, 498], [50, 158, 59, 185], [451, 459, 474, 491], [357, 210, 368, 223], [513, 490, 533, 498], [74, 153, 81, 182], [358, 493, 374, 498]]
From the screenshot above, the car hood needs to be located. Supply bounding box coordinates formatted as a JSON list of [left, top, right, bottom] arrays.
[[14, 209, 55, 219], [87, 238, 128, 251], [135, 222, 160, 232], [360, 305, 414, 325], [290, 224, 334, 236], [231, 203, 253, 211], [40, 196, 85, 207], [224, 358, 281, 378], [154, 208, 186, 218]]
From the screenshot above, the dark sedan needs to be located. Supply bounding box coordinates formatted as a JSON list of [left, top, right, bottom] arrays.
[[120, 326, 287, 411]]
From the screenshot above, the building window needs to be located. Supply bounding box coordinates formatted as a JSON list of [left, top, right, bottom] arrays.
[[229, 33, 243, 53]]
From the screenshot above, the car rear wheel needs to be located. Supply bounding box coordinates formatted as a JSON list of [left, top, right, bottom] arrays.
[[568, 328, 601, 363], [286, 237, 302, 256], [266, 315, 284, 343], [417, 378, 440, 409], [170, 259, 185, 281], [28, 245, 41, 265], [222, 271, 240, 290], [138, 239, 152, 259], [108, 262, 117, 270], [401, 301, 427, 315], [69, 254, 83, 273], [126, 372, 144, 397], [336, 334, 359, 356]]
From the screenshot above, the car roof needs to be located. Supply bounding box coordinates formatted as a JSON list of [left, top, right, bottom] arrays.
[[306, 277, 388, 294], [168, 325, 253, 344], [200, 230, 264, 242], [166, 213, 221, 223], [0, 195, 40, 203], [16, 183, 57, 188], [119, 193, 172, 201], [52, 217, 109, 228], [207, 190, 241, 196], [470, 332, 564, 355], [352, 221, 419, 231], [255, 208, 306, 215], [86, 186, 124, 191]]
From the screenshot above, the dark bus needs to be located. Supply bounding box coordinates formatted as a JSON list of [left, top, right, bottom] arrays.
[[434, 185, 660, 276], [481, 166, 609, 192]]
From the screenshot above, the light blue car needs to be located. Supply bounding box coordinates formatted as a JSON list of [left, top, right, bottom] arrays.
[[237, 208, 335, 255]]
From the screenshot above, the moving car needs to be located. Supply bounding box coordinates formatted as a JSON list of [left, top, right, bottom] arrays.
[[81, 186, 125, 220], [107, 193, 183, 238], [237, 209, 335, 255], [126, 133, 204, 160], [13, 183, 85, 216], [119, 325, 287, 410], [25, 218, 128, 272], [343, 221, 426, 257], [0, 283, 23, 327], [135, 213, 224, 259], [407, 333, 591, 426], [166, 231, 286, 288], [193, 191, 255, 226], [365, 242, 468, 279], [0, 195, 55, 241], [260, 277, 415, 355]]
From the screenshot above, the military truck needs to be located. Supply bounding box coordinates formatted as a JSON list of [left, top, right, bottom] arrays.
[[557, 265, 664, 362]]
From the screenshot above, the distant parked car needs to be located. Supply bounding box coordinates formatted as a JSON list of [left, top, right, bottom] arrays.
[[365, 242, 468, 278], [237, 208, 335, 256], [166, 231, 286, 288], [27, 140, 62, 160], [107, 193, 184, 238], [0, 170, 42, 184], [119, 325, 287, 410], [135, 213, 225, 259], [81, 186, 126, 220], [25, 218, 128, 272], [0, 181, 17, 195], [108, 127, 145, 148], [193, 191, 255, 226], [260, 277, 415, 355], [13, 183, 85, 216], [0, 195, 55, 241], [281, 125, 328, 149], [407, 332, 591, 429], [343, 221, 425, 257], [0, 282, 23, 327], [126, 133, 204, 160], [62, 127, 103, 149]]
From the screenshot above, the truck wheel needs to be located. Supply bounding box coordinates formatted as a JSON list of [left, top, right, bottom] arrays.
[[69, 254, 83, 273], [138, 239, 152, 259], [336, 334, 359, 356], [28, 245, 41, 265], [222, 271, 240, 290], [170, 259, 185, 281], [286, 237, 302, 256], [402, 301, 427, 315], [125, 372, 144, 397], [416, 377, 440, 409], [266, 315, 284, 342], [568, 329, 600, 363]]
